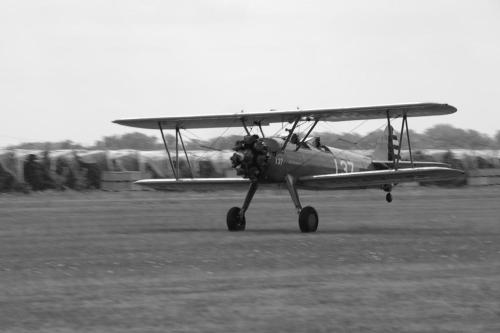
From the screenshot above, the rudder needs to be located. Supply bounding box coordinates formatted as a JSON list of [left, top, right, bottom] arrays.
[[372, 125, 400, 161]]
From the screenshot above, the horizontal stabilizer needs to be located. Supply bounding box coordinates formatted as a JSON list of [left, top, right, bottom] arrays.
[[135, 178, 250, 190], [297, 167, 464, 190]]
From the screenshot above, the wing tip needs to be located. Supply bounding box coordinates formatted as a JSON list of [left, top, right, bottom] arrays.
[[112, 119, 130, 126], [112, 118, 158, 129], [443, 103, 458, 114]]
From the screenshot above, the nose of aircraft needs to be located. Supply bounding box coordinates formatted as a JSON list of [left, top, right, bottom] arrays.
[[230, 136, 270, 181]]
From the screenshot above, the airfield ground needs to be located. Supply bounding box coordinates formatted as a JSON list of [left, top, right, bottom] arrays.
[[1, 186, 499, 332]]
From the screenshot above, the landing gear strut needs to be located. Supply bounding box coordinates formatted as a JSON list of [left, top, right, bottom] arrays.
[[286, 174, 318, 232], [226, 182, 258, 231]]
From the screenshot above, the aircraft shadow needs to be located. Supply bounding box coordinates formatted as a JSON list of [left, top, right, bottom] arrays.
[[322, 226, 474, 237], [120, 227, 299, 235], [114, 225, 472, 236]]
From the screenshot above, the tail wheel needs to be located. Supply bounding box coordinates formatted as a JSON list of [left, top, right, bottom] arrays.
[[226, 207, 246, 231], [298, 206, 318, 233], [386, 193, 393, 203]]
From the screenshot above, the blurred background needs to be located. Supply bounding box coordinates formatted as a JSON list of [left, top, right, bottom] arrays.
[[1, 0, 499, 191]]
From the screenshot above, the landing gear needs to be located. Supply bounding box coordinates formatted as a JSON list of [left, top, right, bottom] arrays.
[[286, 174, 319, 233], [227, 207, 246, 231], [383, 184, 393, 203], [299, 206, 318, 232], [226, 174, 321, 232], [226, 182, 258, 231]]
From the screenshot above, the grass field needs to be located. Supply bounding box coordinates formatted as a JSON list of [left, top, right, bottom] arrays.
[[1, 187, 500, 332]]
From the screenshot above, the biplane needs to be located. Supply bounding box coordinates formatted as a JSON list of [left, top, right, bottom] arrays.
[[114, 103, 464, 232]]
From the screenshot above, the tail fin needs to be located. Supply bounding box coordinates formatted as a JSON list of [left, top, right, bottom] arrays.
[[372, 125, 400, 161]]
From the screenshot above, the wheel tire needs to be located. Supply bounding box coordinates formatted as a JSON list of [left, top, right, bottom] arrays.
[[226, 207, 246, 231], [298, 206, 318, 233], [386, 193, 393, 203]]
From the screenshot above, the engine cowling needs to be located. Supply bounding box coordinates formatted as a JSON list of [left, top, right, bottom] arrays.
[[230, 135, 270, 181]]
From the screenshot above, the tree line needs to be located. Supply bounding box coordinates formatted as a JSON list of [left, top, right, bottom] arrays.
[[6, 124, 500, 151]]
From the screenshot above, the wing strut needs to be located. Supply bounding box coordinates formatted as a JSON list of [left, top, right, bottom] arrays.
[[282, 117, 300, 151], [177, 127, 194, 178], [395, 114, 405, 170], [405, 116, 414, 167], [158, 122, 195, 180], [241, 118, 250, 135], [296, 119, 319, 151], [386, 112, 414, 170], [175, 127, 179, 178], [257, 121, 265, 138], [158, 121, 178, 179], [386, 111, 396, 166]]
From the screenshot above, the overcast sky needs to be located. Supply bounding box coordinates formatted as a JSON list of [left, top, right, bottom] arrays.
[[1, 0, 499, 147]]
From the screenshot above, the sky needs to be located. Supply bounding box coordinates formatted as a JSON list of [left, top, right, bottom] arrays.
[[1, 0, 499, 147]]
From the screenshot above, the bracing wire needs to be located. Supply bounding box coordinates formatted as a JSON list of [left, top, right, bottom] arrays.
[[182, 127, 233, 160], [315, 116, 398, 147]]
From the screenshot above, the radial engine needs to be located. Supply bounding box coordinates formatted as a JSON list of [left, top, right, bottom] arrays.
[[230, 135, 271, 181]]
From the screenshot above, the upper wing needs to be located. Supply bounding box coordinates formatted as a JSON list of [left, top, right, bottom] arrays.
[[297, 167, 464, 190], [135, 177, 251, 190], [113, 103, 456, 130]]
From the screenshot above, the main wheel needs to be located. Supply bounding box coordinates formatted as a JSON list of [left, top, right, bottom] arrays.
[[226, 207, 246, 231], [298, 206, 318, 233], [386, 192, 393, 203]]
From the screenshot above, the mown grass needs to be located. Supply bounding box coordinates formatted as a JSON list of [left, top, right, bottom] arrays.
[[1, 187, 499, 332]]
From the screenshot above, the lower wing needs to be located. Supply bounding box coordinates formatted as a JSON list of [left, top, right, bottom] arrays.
[[371, 161, 451, 169], [135, 178, 250, 190], [297, 167, 464, 190], [135, 167, 464, 190]]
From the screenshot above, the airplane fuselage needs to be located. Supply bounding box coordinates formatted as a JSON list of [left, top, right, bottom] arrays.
[[238, 137, 374, 187]]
